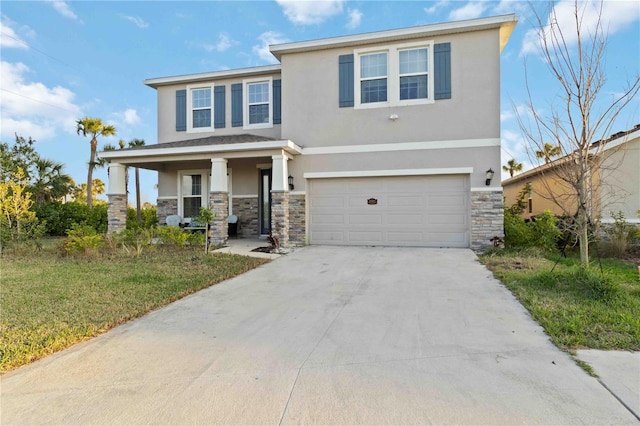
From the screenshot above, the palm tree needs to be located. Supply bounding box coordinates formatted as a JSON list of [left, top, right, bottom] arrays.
[[73, 179, 106, 204], [535, 143, 562, 164], [30, 156, 73, 204], [128, 138, 146, 221], [502, 158, 523, 178], [76, 117, 116, 207]]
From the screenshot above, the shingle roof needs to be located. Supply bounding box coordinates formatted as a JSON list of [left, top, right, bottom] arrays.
[[118, 134, 279, 152]]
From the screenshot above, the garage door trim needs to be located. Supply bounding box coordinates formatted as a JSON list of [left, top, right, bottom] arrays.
[[304, 167, 474, 179]]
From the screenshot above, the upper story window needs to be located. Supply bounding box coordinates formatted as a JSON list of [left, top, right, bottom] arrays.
[[243, 77, 272, 129], [187, 84, 214, 133], [360, 52, 388, 104], [354, 41, 434, 109]]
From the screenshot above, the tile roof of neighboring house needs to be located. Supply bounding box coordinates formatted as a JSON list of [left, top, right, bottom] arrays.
[[115, 134, 279, 152]]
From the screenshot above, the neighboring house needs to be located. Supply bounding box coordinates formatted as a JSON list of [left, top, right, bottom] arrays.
[[503, 124, 640, 224], [100, 14, 518, 251]]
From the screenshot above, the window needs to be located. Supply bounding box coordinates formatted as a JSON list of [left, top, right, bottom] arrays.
[[360, 52, 388, 104], [180, 172, 207, 220], [354, 41, 434, 109], [186, 85, 214, 133], [399, 48, 428, 100], [243, 77, 272, 129]]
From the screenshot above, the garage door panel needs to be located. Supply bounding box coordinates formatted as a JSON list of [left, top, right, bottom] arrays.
[[348, 214, 382, 225], [309, 175, 470, 247]]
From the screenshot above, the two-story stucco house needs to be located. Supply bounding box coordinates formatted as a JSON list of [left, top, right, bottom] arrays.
[[100, 14, 517, 251]]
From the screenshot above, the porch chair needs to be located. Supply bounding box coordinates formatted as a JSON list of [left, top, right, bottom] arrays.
[[165, 215, 182, 227]]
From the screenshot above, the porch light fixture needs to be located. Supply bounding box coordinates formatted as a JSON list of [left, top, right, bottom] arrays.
[[288, 175, 294, 191], [485, 168, 495, 186]]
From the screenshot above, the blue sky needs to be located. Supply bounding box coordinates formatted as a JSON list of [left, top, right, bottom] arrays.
[[1, 0, 638, 206]]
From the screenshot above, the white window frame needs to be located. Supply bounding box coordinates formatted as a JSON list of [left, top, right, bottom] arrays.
[[243, 76, 273, 130], [186, 84, 214, 133], [177, 170, 209, 221], [354, 40, 435, 109]]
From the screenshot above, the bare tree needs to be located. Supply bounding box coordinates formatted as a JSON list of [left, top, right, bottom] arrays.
[[516, 0, 640, 268]]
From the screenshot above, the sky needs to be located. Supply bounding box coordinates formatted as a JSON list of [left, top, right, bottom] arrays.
[[1, 0, 639, 206]]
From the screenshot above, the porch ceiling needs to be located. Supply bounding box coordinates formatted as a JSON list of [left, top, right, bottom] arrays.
[[98, 134, 302, 170]]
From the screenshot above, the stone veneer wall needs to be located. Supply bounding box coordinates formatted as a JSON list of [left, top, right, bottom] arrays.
[[156, 198, 177, 225], [209, 192, 229, 246], [232, 197, 259, 238], [289, 194, 306, 246], [107, 194, 127, 233], [471, 190, 504, 252], [271, 191, 289, 247]]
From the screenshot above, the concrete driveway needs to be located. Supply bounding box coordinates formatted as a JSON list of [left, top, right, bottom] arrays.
[[1, 246, 636, 424]]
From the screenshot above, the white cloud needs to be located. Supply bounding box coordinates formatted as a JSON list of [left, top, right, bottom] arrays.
[[424, 0, 449, 15], [521, 0, 640, 56], [252, 31, 289, 64], [46, 1, 81, 22], [0, 61, 82, 142], [346, 8, 362, 29], [123, 109, 141, 125], [276, 0, 344, 25], [203, 33, 237, 52], [449, 1, 488, 21], [492, 0, 527, 16], [0, 17, 28, 49], [122, 15, 149, 29]]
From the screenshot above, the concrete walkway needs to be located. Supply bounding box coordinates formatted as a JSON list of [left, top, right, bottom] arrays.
[[1, 246, 637, 424]]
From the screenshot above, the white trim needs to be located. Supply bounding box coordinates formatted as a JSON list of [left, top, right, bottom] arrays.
[[186, 84, 215, 133], [243, 76, 273, 130], [256, 163, 272, 169], [99, 140, 303, 160], [231, 194, 259, 199], [289, 191, 306, 196], [144, 65, 281, 88], [354, 40, 435, 109], [304, 167, 473, 179], [596, 128, 640, 153], [269, 14, 517, 59], [302, 138, 499, 155], [471, 187, 503, 192], [157, 196, 178, 200]]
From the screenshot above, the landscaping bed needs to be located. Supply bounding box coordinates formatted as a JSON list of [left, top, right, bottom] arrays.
[[0, 248, 268, 374], [480, 250, 640, 351]]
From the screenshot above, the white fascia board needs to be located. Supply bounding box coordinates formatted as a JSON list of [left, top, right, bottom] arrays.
[[471, 187, 503, 192], [99, 140, 302, 160], [596, 128, 640, 153], [302, 138, 499, 155], [304, 167, 473, 179], [145, 65, 282, 88], [270, 14, 517, 59]]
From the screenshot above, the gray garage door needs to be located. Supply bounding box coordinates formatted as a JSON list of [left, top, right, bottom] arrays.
[[308, 175, 470, 247]]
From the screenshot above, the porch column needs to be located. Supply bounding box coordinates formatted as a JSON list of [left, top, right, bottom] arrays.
[[271, 155, 289, 247], [209, 158, 229, 247], [107, 163, 127, 234]]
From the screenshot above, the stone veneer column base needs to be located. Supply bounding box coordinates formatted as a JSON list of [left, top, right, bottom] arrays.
[[288, 193, 306, 246], [107, 194, 127, 234], [471, 190, 504, 252], [271, 191, 289, 247], [156, 198, 177, 225], [209, 192, 229, 247], [232, 197, 259, 238]]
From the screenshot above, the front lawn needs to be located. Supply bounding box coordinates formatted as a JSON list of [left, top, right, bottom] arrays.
[[0, 248, 268, 374], [480, 250, 640, 351]]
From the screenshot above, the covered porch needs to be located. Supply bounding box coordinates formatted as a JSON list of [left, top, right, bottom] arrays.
[[99, 134, 304, 247]]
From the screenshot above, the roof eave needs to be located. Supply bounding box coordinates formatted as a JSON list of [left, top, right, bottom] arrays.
[[270, 14, 518, 59], [144, 64, 282, 89]]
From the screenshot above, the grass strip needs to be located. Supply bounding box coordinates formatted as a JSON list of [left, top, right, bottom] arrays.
[[0, 249, 268, 373]]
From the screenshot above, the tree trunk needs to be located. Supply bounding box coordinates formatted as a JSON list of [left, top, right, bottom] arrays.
[[135, 167, 141, 222], [87, 137, 97, 208]]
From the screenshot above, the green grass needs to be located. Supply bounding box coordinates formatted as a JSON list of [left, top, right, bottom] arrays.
[[0, 248, 268, 374], [480, 250, 640, 351]]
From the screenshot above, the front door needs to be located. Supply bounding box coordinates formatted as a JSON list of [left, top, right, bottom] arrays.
[[259, 169, 272, 235]]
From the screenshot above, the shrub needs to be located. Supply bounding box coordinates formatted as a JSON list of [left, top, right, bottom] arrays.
[[34, 202, 108, 236], [504, 209, 560, 253], [63, 224, 104, 256], [600, 211, 638, 258], [126, 207, 158, 230], [156, 225, 190, 247], [113, 227, 156, 256]]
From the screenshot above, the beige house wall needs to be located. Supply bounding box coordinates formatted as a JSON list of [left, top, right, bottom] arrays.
[[155, 73, 282, 144], [599, 137, 640, 221], [280, 28, 501, 148]]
